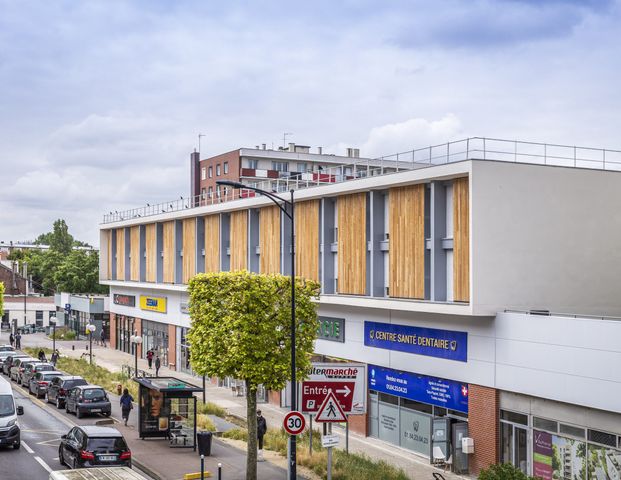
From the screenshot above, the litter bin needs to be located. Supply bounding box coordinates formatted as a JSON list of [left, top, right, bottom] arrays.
[[197, 431, 213, 456]]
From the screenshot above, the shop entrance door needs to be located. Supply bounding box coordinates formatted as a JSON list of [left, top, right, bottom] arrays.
[[515, 426, 528, 474], [452, 422, 469, 474]]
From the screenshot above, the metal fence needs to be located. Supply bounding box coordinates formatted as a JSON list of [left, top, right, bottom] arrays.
[[102, 137, 621, 224]]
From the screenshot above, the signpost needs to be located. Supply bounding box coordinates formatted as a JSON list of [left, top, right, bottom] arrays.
[[302, 363, 366, 414], [283, 411, 306, 436]]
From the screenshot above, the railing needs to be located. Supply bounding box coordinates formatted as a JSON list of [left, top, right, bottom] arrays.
[[121, 364, 154, 378], [102, 137, 621, 224], [503, 309, 621, 322]]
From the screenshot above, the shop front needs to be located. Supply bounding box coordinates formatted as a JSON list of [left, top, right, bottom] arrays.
[[116, 314, 136, 353], [142, 319, 169, 365]]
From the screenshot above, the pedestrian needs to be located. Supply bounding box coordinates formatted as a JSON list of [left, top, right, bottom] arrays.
[[38, 349, 46, 361], [257, 409, 267, 461], [147, 349, 154, 369], [9, 333, 14, 347], [15, 333, 21, 349], [120, 388, 134, 426], [50, 349, 59, 366], [154, 355, 161, 376], [100, 329, 106, 348]]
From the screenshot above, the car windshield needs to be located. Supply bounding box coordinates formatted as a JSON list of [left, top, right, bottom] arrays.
[[0, 346, 14, 352], [64, 379, 87, 389], [43, 373, 62, 381], [37, 365, 54, 372], [0, 395, 15, 417], [83, 389, 106, 401], [87, 437, 127, 452]]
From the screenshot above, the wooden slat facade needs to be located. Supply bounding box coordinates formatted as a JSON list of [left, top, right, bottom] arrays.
[[389, 184, 425, 299], [337, 193, 366, 294], [145, 224, 156, 282], [162, 221, 175, 283], [130, 226, 140, 281], [259, 206, 281, 274], [204, 215, 220, 272], [182, 218, 196, 283], [295, 200, 320, 282], [230, 210, 248, 271], [115, 228, 125, 281], [453, 177, 470, 302]]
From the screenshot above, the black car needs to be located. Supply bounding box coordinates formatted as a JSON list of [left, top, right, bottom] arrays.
[[29, 371, 63, 398], [59, 426, 131, 469], [65, 385, 111, 418], [46, 376, 88, 408]]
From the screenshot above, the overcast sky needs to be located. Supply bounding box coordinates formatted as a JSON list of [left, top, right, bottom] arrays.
[[1, 0, 620, 246]]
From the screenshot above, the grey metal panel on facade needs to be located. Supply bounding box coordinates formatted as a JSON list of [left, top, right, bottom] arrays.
[[424, 185, 431, 299], [370, 190, 386, 297], [249, 208, 260, 273], [111, 229, 117, 280], [281, 208, 292, 276], [321, 197, 336, 294], [365, 192, 371, 296], [139, 225, 146, 282], [196, 216, 205, 274], [124, 227, 131, 281], [220, 213, 230, 271], [175, 219, 183, 284], [430, 181, 447, 301]]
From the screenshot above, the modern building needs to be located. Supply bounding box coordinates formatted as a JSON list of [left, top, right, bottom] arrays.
[[53, 293, 110, 340], [1, 296, 56, 331], [99, 137, 621, 477]]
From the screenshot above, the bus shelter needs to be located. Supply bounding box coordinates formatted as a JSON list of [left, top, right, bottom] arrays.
[[133, 377, 202, 450]]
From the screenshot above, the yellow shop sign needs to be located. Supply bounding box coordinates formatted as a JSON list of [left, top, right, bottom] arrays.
[[139, 295, 167, 313]]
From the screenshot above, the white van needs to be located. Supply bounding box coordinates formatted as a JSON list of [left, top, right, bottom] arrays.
[[0, 376, 24, 449], [49, 467, 148, 480]]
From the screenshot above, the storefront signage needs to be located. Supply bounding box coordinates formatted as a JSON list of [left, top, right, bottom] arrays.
[[180, 303, 190, 315], [533, 430, 553, 480], [369, 364, 468, 413], [317, 316, 345, 343], [139, 295, 167, 313], [113, 294, 136, 307], [303, 363, 366, 414], [364, 321, 467, 362]]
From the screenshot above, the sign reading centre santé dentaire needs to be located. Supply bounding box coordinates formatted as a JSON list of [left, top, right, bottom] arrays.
[[301, 363, 366, 415]]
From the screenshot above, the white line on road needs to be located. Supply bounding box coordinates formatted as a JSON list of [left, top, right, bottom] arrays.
[[34, 456, 53, 473], [21, 440, 34, 454]]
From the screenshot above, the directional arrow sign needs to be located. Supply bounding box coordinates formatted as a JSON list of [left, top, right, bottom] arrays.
[[301, 381, 355, 413], [315, 391, 347, 423], [302, 363, 366, 415]]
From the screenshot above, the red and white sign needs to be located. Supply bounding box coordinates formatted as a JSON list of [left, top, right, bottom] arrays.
[[315, 391, 347, 423], [301, 363, 366, 415], [283, 411, 306, 435]]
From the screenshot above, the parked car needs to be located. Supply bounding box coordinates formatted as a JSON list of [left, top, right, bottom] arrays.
[[9, 358, 38, 383], [22, 362, 55, 387], [34, 326, 46, 333], [11, 358, 43, 385], [29, 371, 64, 398], [16, 324, 35, 334], [58, 426, 131, 469], [0, 345, 14, 352], [46, 376, 88, 408], [65, 385, 111, 418], [1, 354, 29, 376]]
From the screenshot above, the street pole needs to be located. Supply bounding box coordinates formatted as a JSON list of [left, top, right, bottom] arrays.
[[200, 454, 205, 480]]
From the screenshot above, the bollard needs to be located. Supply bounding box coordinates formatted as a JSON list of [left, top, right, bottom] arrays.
[[218, 462, 222, 480], [72, 345, 75, 351], [200, 454, 205, 480]]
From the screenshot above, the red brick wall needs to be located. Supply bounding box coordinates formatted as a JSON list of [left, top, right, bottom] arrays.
[[468, 384, 499, 474], [348, 412, 367, 436], [198, 150, 241, 201], [268, 389, 281, 407], [168, 324, 176, 369], [0, 264, 27, 295], [109, 314, 117, 351]]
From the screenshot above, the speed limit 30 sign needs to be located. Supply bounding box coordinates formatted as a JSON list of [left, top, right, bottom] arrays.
[[283, 411, 306, 435]]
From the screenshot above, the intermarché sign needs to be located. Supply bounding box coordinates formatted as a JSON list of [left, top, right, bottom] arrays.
[[317, 316, 345, 343]]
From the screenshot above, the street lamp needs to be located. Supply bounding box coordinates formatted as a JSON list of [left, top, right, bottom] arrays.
[[216, 180, 297, 480], [49, 315, 57, 354], [130, 333, 143, 377], [86, 324, 96, 365]]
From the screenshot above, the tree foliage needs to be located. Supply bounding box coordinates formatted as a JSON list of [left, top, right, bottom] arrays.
[[49, 219, 74, 254], [188, 270, 320, 480], [478, 463, 539, 480]]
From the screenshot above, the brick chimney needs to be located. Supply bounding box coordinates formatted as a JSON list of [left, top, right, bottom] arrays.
[[190, 150, 200, 206]]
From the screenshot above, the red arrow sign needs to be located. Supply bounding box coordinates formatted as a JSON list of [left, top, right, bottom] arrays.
[[301, 381, 355, 413]]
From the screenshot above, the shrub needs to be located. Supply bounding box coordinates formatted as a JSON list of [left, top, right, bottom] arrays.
[[478, 463, 538, 480], [197, 401, 227, 418], [197, 414, 216, 432]]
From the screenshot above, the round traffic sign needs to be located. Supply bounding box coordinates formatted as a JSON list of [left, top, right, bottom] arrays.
[[283, 411, 306, 435]]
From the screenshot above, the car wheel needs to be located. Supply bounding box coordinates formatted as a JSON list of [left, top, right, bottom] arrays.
[[13, 441, 20, 450], [72, 458, 78, 470], [57, 398, 62, 409], [104, 411, 111, 417], [65, 404, 70, 414], [59, 448, 65, 466], [76, 409, 83, 419], [45, 393, 49, 403]]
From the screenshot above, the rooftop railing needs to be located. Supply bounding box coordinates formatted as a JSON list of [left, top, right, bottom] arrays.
[[102, 137, 621, 224]]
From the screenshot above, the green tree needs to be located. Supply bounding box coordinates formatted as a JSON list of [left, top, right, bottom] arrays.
[[53, 250, 107, 294], [49, 219, 74, 254], [188, 271, 320, 480]]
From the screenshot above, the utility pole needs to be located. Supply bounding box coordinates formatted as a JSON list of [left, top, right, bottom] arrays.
[[23, 262, 28, 327]]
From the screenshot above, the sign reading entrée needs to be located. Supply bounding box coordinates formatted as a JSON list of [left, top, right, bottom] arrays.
[[301, 363, 366, 415], [283, 411, 306, 436]]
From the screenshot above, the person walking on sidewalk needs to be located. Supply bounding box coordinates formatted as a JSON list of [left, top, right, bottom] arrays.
[[146, 349, 154, 369], [15, 333, 21, 349], [257, 410, 267, 461], [100, 329, 106, 347], [154, 355, 161, 377], [120, 388, 134, 426], [50, 349, 59, 366], [9, 333, 14, 347]]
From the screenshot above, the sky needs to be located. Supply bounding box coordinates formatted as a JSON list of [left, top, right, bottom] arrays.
[[1, 0, 620, 246]]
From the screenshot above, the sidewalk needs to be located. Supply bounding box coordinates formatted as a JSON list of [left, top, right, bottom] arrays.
[[20, 333, 469, 480]]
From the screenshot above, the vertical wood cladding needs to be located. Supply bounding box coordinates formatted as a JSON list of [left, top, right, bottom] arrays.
[[338, 193, 366, 294], [260, 206, 281, 274], [130, 226, 140, 281], [468, 384, 499, 474], [230, 210, 248, 271], [295, 200, 320, 282], [453, 177, 470, 302], [104, 230, 111, 280], [162, 221, 175, 283], [115, 228, 125, 281], [389, 184, 425, 299], [145, 224, 156, 282], [182, 218, 196, 283], [204, 215, 220, 272]]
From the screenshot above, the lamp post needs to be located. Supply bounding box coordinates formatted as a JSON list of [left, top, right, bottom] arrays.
[[86, 323, 96, 365], [217, 180, 297, 480], [130, 333, 143, 377], [50, 316, 57, 354]]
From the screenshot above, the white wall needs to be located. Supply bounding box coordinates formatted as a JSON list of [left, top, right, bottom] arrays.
[[471, 161, 621, 316], [109, 286, 191, 328]]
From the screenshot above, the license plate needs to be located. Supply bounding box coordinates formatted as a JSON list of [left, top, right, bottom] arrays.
[[99, 455, 116, 461], [90, 409, 101, 412]]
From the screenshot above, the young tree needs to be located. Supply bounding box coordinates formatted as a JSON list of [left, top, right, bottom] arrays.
[[49, 219, 74, 254], [188, 271, 320, 480]]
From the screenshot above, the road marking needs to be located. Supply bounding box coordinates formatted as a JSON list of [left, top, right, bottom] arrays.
[[21, 440, 34, 453], [34, 455, 53, 473]]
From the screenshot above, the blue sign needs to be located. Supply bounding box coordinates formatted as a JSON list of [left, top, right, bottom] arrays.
[[364, 321, 467, 362], [369, 364, 469, 413], [64, 303, 71, 313]]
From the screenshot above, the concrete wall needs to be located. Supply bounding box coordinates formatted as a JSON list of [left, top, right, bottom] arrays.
[[471, 161, 621, 316]]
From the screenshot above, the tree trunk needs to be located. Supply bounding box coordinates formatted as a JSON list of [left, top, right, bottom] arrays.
[[246, 379, 258, 480]]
